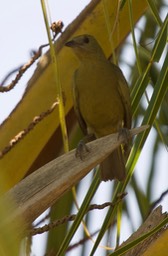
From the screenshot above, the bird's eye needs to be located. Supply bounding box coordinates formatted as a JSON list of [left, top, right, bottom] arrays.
[[83, 36, 89, 44]]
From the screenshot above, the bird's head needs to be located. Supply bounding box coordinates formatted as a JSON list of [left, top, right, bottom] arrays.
[[65, 34, 106, 61]]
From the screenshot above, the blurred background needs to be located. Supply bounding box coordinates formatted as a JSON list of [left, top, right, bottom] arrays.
[[0, 0, 167, 255]]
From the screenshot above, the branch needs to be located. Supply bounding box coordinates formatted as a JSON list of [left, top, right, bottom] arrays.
[[0, 21, 63, 91], [30, 199, 127, 236], [116, 206, 168, 256], [0, 125, 148, 235], [0, 101, 58, 158]]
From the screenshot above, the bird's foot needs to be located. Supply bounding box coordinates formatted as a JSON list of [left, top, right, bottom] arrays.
[[75, 134, 95, 160], [76, 140, 90, 160], [118, 128, 132, 157], [118, 128, 131, 142]]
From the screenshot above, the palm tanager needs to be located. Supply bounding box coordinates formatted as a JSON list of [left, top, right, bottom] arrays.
[[65, 34, 132, 181]]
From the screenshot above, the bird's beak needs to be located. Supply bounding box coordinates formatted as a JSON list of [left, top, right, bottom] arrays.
[[65, 40, 76, 47], [65, 39, 83, 48]]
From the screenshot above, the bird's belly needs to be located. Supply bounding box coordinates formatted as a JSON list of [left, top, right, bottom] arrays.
[[77, 78, 124, 137]]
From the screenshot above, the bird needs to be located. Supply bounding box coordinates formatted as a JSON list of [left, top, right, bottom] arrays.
[[65, 34, 132, 181]]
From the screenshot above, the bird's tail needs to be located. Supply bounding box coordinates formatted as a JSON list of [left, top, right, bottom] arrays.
[[100, 147, 126, 181]]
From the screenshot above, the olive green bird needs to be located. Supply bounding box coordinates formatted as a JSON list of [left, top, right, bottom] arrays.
[[65, 34, 132, 181]]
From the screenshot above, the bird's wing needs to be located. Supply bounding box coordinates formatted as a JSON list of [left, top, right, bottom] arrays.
[[110, 64, 132, 159], [73, 70, 88, 135], [111, 64, 132, 129]]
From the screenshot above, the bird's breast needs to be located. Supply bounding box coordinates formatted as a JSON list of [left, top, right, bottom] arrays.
[[75, 62, 125, 136]]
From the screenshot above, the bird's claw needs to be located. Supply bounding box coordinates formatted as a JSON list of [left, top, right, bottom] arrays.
[[118, 128, 131, 142], [76, 140, 90, 160], [118, 128, 132, 157]]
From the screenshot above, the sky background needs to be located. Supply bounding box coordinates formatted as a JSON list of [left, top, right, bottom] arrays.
[[0, 1, 167, 256], [0, 0, 91, 123]]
